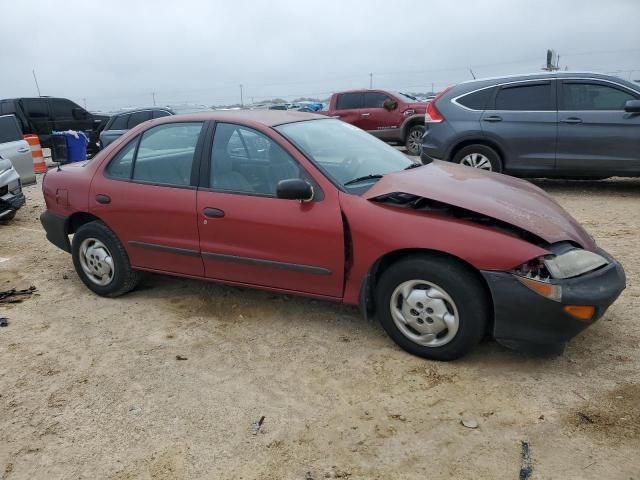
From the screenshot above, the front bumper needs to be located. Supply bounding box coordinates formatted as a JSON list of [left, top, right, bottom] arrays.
[[40, 210, 71, 252], [482, 249, 625, 350]]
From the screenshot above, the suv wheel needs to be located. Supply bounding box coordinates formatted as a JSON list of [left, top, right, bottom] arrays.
[[405, 125, 425, 156], [376, 255, 488, 361], [72, 221, 141, 297], [453, 144, 502, 173]]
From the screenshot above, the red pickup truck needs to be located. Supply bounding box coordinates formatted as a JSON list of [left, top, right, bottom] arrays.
[[322, 90, 427, 156]]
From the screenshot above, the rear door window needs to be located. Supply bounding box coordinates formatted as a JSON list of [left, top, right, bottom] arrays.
[[152, 110, 172, 119], [132, 122, 203, 186], [456, 87, 495, 110], [560, 82, 637, 110], [127, 111, 153, 129], [494, 82, 554, 111], [0, 115, 23, 143], [109, 114, 129, 130], [23, 99, 49, 118], [336, 92, 364, 110]]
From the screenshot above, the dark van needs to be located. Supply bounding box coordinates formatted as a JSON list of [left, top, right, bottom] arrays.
[[0, 97, 99, 156]]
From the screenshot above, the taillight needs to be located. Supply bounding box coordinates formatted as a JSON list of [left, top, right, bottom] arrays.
[[425, 85, 454, 123]]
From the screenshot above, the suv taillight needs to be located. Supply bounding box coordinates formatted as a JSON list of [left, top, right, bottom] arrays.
[[425, 85, 453, 123]]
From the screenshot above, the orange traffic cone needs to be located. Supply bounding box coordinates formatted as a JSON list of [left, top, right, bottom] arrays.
[[24, 134, 47, 173]]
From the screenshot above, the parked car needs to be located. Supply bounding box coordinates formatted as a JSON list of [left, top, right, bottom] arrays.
[[0, 114, 35, 185], [40, 111, 625, 360], [100, 108, 172, 148], [0, 153, 25, 221], [421, 72, 640, 177], [99, 105, 212, 148], [0, 97, 100, 157], [322, 89, 427, 155]]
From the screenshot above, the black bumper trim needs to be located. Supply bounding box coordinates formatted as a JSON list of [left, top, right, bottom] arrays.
[[40, 211, 71, 253], [482, 249, 625, 347]]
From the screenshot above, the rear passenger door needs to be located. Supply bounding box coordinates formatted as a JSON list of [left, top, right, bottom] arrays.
[[333, 92, 366, 129], [481, 80, 557, 175], [90, 121, 206, 276], [557, 79, 640, 175]]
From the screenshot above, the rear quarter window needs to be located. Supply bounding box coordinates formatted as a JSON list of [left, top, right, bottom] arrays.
[[109, 114, 129, 130], [456, 87, 495, 110], [0, 115, 23, 143]]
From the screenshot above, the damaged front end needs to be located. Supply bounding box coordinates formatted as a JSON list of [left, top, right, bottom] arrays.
[[370, 191, 548, 247]]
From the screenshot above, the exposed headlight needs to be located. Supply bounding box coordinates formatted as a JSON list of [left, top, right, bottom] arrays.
[[543, 249, 608, 279], [511, 249, 608, 302]]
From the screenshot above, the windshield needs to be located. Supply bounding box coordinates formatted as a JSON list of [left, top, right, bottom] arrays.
[[276, 119, 414, 192], [394, 92, 419, 102]]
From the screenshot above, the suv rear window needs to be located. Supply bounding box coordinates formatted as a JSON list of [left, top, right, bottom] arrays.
[[0, 115, 23, 143], [336, 93, 364, 110], [456, 87, 494, 110], [127, 111, 152, 129], [109, 114, 129, 130], [494, 82, 554, 111]]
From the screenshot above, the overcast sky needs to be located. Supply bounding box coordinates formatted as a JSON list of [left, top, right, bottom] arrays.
[[1, 0, 639, 111]]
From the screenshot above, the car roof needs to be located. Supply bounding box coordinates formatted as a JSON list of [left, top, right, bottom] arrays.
[[458, 71, 630, 87], [152, 109, 325, 127]]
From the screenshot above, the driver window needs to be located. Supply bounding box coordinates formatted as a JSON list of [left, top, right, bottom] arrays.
[[210, 123, 304, 196]]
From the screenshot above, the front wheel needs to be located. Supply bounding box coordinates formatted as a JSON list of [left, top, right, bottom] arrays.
[[376, 255, 488, 361], [72, 221, 141, 297], [404, 125, 425, 156]]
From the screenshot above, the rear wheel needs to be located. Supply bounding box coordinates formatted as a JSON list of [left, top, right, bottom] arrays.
[[72, 221, 141, 297], [376, 255, 488, 361], [453, 144, 502, 173], [0, 211, 16, 222], [405, 125, 425, 156]]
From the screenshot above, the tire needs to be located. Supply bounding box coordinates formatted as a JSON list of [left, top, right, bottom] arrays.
[[404, 125, 425, 157], [1, 211, 16, 222], [376, 255, 488, 361], [71, 221, 141, 297], [452, 144, 502, 173]]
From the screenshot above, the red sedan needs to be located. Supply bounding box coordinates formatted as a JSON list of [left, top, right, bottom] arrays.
[[40, 111, 625, 360]]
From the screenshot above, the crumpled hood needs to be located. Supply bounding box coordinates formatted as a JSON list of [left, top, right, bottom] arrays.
[[364, 161, 595, 249]]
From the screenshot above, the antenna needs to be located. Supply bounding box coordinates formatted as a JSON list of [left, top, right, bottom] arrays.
[[32, 69, 41, 96], [469, 69, 476, 79]]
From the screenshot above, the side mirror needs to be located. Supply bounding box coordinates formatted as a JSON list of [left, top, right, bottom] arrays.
[[72, 107, 88, 120], [383, 99, 398, 111], [276, 178, 314, 202], [624, 99, 640, 113]]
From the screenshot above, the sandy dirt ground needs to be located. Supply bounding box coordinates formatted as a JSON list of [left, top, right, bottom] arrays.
[[1, 174, 639, 480]]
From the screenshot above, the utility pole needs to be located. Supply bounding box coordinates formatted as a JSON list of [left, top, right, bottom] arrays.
[[369, 73, 373, 89], [32, 69, 41, 96], [431, 82, 434, 94], [152, 92, 156, 106], [239, 84, 244, 107], [83, 98, 87, 109]]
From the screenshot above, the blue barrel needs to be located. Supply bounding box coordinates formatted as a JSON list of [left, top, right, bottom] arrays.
[[65, 131, 88, 162]]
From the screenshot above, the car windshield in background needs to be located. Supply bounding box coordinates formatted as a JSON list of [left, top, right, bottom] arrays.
[[394, 92, 419, 102], [276, 119, 413, 192]]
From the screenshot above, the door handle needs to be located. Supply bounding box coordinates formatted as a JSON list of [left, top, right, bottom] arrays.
[[203, 207, 225, 218], [361, 113, 370, 117], [95, 194, 111, 204], [561, 117, 583, 124], [17, 147, 30, 153], [483, 115, 502, 122]]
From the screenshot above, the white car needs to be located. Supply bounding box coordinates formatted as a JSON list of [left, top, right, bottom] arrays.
[[0, 114, 35, 185]]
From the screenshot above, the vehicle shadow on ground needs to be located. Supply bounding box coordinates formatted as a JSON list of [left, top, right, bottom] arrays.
[[131, 272, 570, 368], [531, 177, 640, 196]]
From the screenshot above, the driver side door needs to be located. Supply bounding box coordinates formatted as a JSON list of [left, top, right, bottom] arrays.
[[196, 122, 345, 298]]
